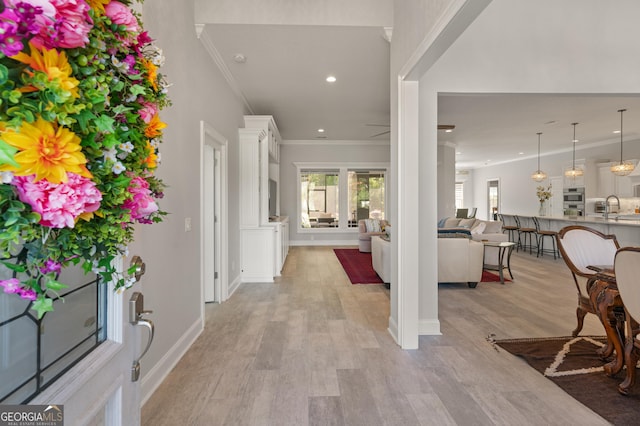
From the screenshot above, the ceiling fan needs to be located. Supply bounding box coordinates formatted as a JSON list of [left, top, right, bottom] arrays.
[[366, 124, 456, 138]]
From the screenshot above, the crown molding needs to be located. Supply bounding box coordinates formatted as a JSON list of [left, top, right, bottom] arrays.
[[282, 139, 390, 146], [195, 24, 254, 114]]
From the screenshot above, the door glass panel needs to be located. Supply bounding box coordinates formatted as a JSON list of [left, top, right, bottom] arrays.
[[0, 258, 106, 403]]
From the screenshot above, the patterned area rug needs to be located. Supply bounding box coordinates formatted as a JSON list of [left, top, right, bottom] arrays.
[[481, 270, 510, 282], [494, 335, 640, 425], [333, 249, 383, 284]]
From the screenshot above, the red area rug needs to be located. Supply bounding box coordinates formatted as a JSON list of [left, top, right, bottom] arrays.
[[481, 270, 511, 282], [333, 249, 383, 284]]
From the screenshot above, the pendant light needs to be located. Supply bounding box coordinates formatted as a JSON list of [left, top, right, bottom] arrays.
[[564, 122, 584, 178], [610, 108, 635, 176], [531, 132, 547, 182]]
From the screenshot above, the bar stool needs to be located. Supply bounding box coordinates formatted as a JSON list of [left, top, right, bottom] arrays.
[[498, 214, 518, 243], [532, 216, 559, 259], [516, 216, 537, 254]]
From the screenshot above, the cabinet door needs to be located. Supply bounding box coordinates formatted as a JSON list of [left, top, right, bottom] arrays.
[[597, 165, 615, 196]]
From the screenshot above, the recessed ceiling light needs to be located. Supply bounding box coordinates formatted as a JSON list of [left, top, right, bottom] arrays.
[[613, 130, 621, 134], [573, 139, 579, 143], [519, 152, 524, 155], [456, 151, 462, 155], [445, 129, 453, 133], [326, 76, 336, 83], [233, 53, 246, 63], [318, 129, 325, 133]]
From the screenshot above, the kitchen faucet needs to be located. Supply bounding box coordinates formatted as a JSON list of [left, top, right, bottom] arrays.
[[604, 194, 620, 220]]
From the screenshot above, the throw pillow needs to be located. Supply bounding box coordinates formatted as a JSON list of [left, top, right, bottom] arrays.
[[458, 218, 477, 229], [443, 217, 461, 228], [365, 219, 381, 232], [483, 221, 503, 234], [470, 221, 486, 235]]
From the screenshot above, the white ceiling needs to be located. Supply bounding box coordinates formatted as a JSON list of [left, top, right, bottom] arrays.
[[205, 24, 391, 141], [203, 24, 640, 170]]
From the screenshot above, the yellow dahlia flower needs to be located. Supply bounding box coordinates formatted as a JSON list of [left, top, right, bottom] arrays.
[[144, 114, 166, 138], [0, 117, 92, 183], [86, 0, 110, 15], [11, 43, 79, 98]]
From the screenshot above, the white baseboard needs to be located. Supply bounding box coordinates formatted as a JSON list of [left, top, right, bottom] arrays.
[[418, 319, 442, 336], [387, 315, 399, 345], [141, 318, 203, 405], [227, 274, 242, 298], [290, 239, 358, 247]]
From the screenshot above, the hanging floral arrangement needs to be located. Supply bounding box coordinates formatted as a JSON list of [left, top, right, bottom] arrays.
[[0, 0, 170, 318]]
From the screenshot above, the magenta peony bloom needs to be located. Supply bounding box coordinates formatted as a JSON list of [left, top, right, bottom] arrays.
[[41, 259, 62, 274], [18, 287, 38, 301], [138, 101, 158, 124], [19, 0, 93, 49], [0, 278, 22, 294], [105, 1, 138, 33], [13, 173, 102, 229], [122, 176, 158, 223]]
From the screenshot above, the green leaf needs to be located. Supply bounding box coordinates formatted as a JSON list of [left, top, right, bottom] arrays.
[[0, 139, 19, 168], [45, 279, 68, 292], [74, 110, 97, 132], [94, 115, 116, 133], [1, 260, 26, 273], [32, 296, 54, 319], [129, 84, 146, 97]]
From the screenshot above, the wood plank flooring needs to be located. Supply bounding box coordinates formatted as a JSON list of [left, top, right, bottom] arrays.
[[142, 246, 612, 425]]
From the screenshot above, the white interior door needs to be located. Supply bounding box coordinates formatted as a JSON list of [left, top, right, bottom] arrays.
[[31, 255, 153, 425]]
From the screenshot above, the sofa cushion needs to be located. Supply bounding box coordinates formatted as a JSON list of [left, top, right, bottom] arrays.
[[364, 219, 382, 232]]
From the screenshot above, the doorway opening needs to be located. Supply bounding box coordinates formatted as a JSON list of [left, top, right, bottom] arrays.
[[200, 122, 228, 310], [487, 178, 500, 220]]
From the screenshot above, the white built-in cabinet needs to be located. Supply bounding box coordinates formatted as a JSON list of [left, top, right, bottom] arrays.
[[239, 116, 288, 282], [596, 161, 636, 198]]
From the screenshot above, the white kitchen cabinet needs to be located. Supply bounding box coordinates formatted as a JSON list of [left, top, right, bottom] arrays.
[[596, 162, 635, 197]]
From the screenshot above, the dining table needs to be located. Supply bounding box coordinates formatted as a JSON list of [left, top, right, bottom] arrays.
[[587, 265, 626, 377]]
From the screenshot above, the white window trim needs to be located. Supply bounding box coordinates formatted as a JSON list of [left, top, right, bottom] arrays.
[[294, 162, 390, 233]]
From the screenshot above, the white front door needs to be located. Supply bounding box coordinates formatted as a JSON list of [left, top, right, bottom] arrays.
[[31, 255, 152, 425]]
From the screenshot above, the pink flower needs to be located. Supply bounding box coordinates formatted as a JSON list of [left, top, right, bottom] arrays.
[[41, 259, 62, 274], [105, 1, 138, 33], [138, 101, 158, 124], [13, 173, 102, 228], [122, 176, 158, 223], [19, 287, 38, 301], [18, 0, 93, 49], [49, 0, 93, 49], [0, 278, 21, 294]]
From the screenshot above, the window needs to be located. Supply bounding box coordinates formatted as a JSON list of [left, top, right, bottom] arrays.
[[455, 182, 464, 209], [300, 171, 339, 228], [347, 171, 385, 227], [296, 163, 388, 231]]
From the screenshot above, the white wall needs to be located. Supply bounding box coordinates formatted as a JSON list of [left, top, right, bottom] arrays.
[[419, 0, 640, 335], [279, 141, 390, 245], [136, 0, 246, 399]]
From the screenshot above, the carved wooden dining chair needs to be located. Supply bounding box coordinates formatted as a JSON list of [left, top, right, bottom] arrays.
[[613, 247, 640, 395], [556, 225, 620, 336]]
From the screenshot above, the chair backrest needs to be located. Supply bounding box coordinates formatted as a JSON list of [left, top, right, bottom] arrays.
[[556, 226, 620, 278], [532, 216, 540, 232], [456, 208, 468, 219], [615, 247, 640, 323], [513, 215, 522, 228]]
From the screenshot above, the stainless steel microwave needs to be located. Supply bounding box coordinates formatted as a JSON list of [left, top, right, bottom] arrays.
[[563, 187, 585, 203]]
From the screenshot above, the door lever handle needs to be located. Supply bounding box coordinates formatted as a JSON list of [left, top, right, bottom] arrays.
[[129, 291, 155, 382]]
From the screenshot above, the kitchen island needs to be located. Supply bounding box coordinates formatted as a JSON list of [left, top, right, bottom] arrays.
[[503, 214, 640, 248]]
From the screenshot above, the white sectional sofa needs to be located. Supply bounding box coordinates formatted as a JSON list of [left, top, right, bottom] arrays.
[[437, 236, 485, 288], [439, 217, 509, 265]]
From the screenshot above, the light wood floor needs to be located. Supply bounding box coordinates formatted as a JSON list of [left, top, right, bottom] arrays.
[[142, 246, 612, 425]]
